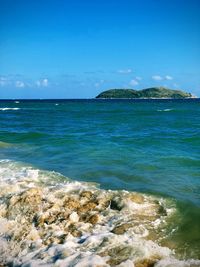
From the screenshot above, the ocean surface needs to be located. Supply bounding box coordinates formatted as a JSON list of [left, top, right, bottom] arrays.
[[0, 99, 200, 266]]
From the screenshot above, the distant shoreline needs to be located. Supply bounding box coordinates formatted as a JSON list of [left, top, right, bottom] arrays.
[[94, 96, 198, 100], [0, 97, 199, 101], [0, 98, 199, 102]]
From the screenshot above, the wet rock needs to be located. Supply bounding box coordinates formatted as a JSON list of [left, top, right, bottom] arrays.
[[135, 258, 157, 267], [110, 198, 122, 211], [44, 236, 60, 246], [78, 201, 97, 213], [106, 246, 134, 266], [26, 228, 41, 241], [80, 191, 93, 199], [87, 214, 99, 224], [63, 197, 80, 210], [106, 258, 122, 266], [36, 210, 63, 225], [97, 198, 110, 209], [69, 211, 79, 223], [112, 223, 133, 235], [19, 188, 42, 206], [129, 193, 145, 204], [68, 224, 82, 237], [6, 188, 42, 220], [158, 205, 167, 216]]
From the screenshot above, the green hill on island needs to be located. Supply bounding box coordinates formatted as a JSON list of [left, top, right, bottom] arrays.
[[96, 87, 192, 99]]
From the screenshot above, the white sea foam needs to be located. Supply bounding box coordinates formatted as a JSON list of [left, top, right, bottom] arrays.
[[0, 159, 199, 267], [157, 109, 173, 112], [0, 107, 20, 111], [155, 258, 200, 267]]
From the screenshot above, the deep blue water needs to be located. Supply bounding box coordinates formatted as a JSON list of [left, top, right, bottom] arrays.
[[0, 98, 200, 257]]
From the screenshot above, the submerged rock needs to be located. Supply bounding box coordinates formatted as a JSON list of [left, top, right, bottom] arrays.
[[135, 258, 158, 267], [112, 223, 133, 235]]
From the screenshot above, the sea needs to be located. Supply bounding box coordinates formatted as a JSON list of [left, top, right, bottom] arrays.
[[0, 99, 200, 266]]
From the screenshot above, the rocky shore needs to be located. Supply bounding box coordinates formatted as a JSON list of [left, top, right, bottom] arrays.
[[0, 161, 200, 267]]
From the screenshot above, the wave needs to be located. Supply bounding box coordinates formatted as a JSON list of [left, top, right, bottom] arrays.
[[157, 109, 173, 112], [0, 141, 13, 148], [0, 107, 20, 111], [0, 160, 199, 267]]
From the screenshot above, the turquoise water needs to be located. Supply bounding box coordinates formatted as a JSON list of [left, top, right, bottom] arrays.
[[0, 99, 200, 259]]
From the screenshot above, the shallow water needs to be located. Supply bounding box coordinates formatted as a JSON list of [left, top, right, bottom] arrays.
[[0, 99, 200, 265]]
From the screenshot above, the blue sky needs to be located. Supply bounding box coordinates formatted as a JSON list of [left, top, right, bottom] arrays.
[[0, 0, 199, 98]]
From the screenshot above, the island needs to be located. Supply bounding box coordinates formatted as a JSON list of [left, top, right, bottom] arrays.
[[96, 87, 193, 99]]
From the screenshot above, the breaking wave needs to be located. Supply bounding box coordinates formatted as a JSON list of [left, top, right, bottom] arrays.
[[0, 107, 21, 111], [157, 109, 173, 112], [0, 160, 199, 267]]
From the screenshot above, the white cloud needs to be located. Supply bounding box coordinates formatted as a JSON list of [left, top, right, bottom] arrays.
[[129, 79, 139, 86], [135, 76, 142, 81], [15, 81, 25, 88], [152, 75, 163, 81], [94, 82, 100, 87], [0, 81, 4, 86], [173, 83, 180, 88], [42, 78, 48, 87], [165, 75, 173, 80], [152, 75, 173, 81], [36, 78, 49, 87], [118, 69, 133, 74], [1, 76, 26, 87], [36, 80, 41, 87], [0, 77, 7, 86], [94, 79, 105, 87], [0, 81, 5, 86], [0, 76, 51, 88]]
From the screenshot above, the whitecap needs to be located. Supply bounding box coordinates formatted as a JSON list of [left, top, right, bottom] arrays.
[[157, 109, 173, 112], [0, 107, 20, 111]]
